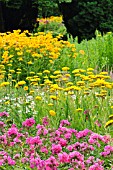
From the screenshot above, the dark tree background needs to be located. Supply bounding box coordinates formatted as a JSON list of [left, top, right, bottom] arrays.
[[0, 0, 38, 32], [58, 0, 113, 43]]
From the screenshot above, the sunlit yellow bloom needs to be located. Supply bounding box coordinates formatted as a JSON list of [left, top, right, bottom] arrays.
[[9, 70, 15, 73], [72, 69, 80, 74], [109, 114, 113, 119], [100, 72, 108, 75], [27, 61, 32, 65], [76, 108, 83, 112], [77, 81, 85, 86], [87, 68, 94, 71], [111, 106, 113, 109], [29, 90, 34, 94], [0, 82, 10, 87], [18, 81, 26, 86], [105, 120, 113, 128], [48, 103, 54, 106], [54, 70, 61, 74], [24, 86, 28, 91], [62, 67, 70, 71], [30, 72, 35, 75], [49, 110, 56, 116], [50, 95, 58, 100], [79, 50, 85, 55], [16, 71, 21, 74], [35, 96, 42, 100], [43, 70, 50, 74]]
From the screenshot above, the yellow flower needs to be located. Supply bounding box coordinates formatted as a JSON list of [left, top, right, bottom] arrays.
[[50, 95, 58, 100], [24, 86, 28, 91], [0, 82, 10, 87], [18, 81, 26, 86], [48, 103, 54, 106], [76, 108, 83, 112], [27, 61, 32, 65], [105, 120, 113, 128], [79, 50, 85, 55], [109, 114, 113, 119], [35, 96, 42, 100], [49, 110, 56, 116], [62, 67, 70, 71], [43, 70, 50, 74]]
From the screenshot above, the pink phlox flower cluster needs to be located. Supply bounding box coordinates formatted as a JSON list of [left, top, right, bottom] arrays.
[[60, 119, 70, 127], [36, 124, 48, 136], [0, 121, 6, 128], [45, 156, 59, 170], [88, 133, 107, 147], [26, 136, 42, 146], [58, 152, 70, 163], [100, 145, 113, 157], [0, 154, 16, 166], [7, 126, 18, 137], [42, 116, 49, 126], [51, 144, 62, 154], [69, 151, 84, 162], [89, 163, 104, 170], [0, 134, 7, 145], [76, 129, 91, 139], [0, 111, 9, 117], [22, 117, 35, 127]]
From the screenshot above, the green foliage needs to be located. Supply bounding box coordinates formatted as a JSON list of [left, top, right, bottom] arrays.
[[59, 0, 113, 43], [38, 0, 60, 17]]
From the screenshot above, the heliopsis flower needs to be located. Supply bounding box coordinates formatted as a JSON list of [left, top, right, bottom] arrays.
[[18, 81, 26, 86], [76, 108, 83, 112], [35, 96, 42, 100], [50, 95, 58, 100], [24, 86, 28, 91], [49, 110, 56, 116], [62, 67, 70, 71], [105, 120, 113, 128]]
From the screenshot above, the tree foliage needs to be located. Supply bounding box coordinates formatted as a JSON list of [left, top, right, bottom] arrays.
[[58, 0, 113, 43]]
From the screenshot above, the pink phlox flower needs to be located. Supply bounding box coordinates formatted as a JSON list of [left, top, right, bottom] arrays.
[[0, 111, 9, 117], [22, 117, 35, 127], [64, 132, 72, 139], [7, 127, 18, 137], [26, 136, 42, 145], [0, 121, 6, 128], [66, 145, 73, 151], [89, 163, 104, 170], [45, 156, 59, 168], [36, 124, 48, 136], [51, 144, 62, 154], [42, 116, 49, 126], [59, 120, 70, 127], [69, 151, 84, 162], [40, 146, 48, 154], [76, 129, 91, 139], [59, 138, 67, 147], [58, 152, 70, 163], [0, 134, 7, 144], [7, 156, 16, 165]]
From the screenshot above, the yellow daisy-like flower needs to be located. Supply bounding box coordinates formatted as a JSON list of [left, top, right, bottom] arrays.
[[62, 67, 70, 71], [50, 95, 58, 100], [105, 120, 113, 128], [109, 114, 113, 119], [49, 110, 56, 116], [18, 81, 26, 86], [24, 86, 28, 91], [111, 106, 113, 109], [76, 108, 83, 112], [35, 96, 42, 100]]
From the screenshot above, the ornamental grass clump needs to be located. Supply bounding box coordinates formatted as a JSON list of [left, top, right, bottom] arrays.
[[1, 112, 113, 169]]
